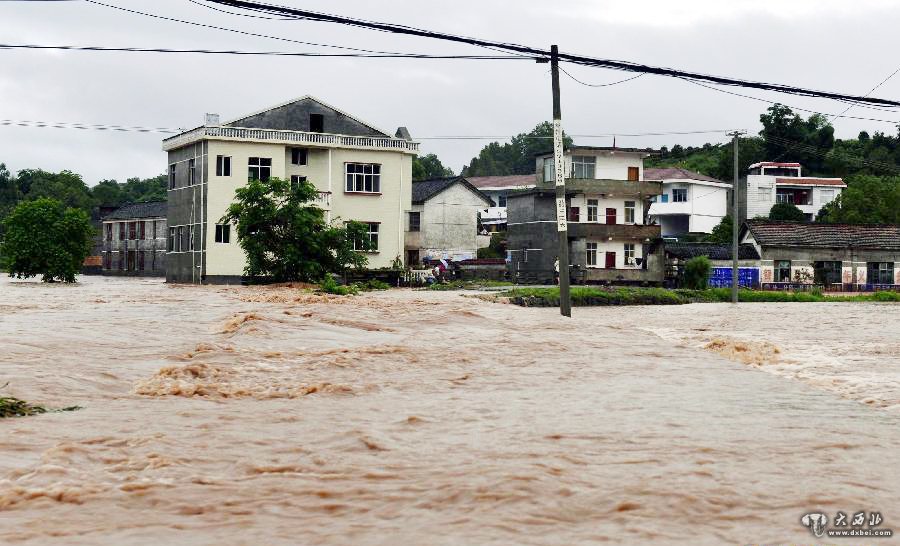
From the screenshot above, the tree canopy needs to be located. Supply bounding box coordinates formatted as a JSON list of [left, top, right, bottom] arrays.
[[412, 154, 454, 181], [704, 215, 734, 244], [817, 175, 900, 224], [768, 202, 806, 222], [222, 176, 373, 282], [461, 122, 574, 176], [1, 198, 94, 282]]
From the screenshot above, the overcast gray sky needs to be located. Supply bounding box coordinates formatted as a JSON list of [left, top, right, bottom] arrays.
[[2, 0, 899, 184]]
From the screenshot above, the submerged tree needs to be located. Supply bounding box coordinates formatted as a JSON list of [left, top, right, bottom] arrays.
[[222, 177, 373, 282], [1, 198, 94, 282]]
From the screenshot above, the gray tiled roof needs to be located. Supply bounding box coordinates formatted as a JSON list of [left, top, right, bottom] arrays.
[[411, 177, 493, 205], [665, 242, 760, 260], [103, 201, 167, 220], [745, 220, 900, 250]]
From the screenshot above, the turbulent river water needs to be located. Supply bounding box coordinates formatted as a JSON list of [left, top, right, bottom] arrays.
[[1, 276, 899, 545]]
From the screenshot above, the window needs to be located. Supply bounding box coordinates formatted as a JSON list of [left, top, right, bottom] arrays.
[[157, 220, 165, 239], [127, 251, 136, 271], [568, 206, 580, 223], [168, 227, 175, 252], [758, 187, 772, 202], [248, 157, 272, 181], [587, 199, 598, 222], [672, 189, 688, 203], [820, 189, 836, 204], [177, 226, 185, 253], [660, 194, 669, 203], [775, 260, 791, 282], [352, 222, 379, 251], [408, 211, 421, 232], [168, 164, 176, 190], [572, 155, 596, 179], [215, 223, 231, 244], [868, 262, 894, 285], [776, 192, 794, 204], [138, 251, 145, 272], [188, 158, 196, 185], [814, 261, 843, 285], [105, 224, 112, 241], [290, 148, 308, 166], [139, 221, 146, 240], [624, 243, 636, 265], [128, 222, 137, 240], [543, 158, 554, 183], [497, 194, 507, 207], [216, 155, 232, 177], [152, 221, 157, 240], [624, 201, 636, 224], [290, 175, 307, 191], [586, 242, 597, 267], [628, 166, 640, 181], [345, 163, 381, 193], [309, 113, 324, 133], [103, 252, 111, 270]]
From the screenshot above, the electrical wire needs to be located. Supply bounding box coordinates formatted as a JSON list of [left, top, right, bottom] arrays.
[[203, 0, 900, 108], [0, 44, 527, 60], [558, 66, 644, 88]]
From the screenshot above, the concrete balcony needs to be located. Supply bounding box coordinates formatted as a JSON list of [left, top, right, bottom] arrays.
[[162, 126, 420, 154], [535, 178, 663, 197], [648, 201, 691, 216], [312, 191, 331, 209], [568, 223, 661, 240]]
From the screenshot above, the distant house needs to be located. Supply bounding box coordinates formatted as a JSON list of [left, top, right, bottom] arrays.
[[507, 146, 664, 285], [742, 220, 900, 287], [101, 201, 167, 276], [406, 177, 493, 265], [645, 167, 731, 236], [162, 95, 418, 284], [465, 175, 537, 232], [664, 242, 761, 287], [745, 162, 845, 221]]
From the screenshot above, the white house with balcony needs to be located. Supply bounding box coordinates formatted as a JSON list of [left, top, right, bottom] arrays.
[[162, 95, 417, 284], [465, 175, 537, 231], [645, 167, 731, 236], [745, 162, 845, 221]]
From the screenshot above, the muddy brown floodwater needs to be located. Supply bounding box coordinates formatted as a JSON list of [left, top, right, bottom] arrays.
[[1, 276, 899, 545]]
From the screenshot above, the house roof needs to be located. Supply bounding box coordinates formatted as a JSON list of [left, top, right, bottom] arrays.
[[465, 175, 537, 190], [103, 201, 167, 221], [411, 177, 493, 206], [224, 95, 390, 137], [749, 162, 802, 169], [744, 220, 900, 250], [665, 242, 760, 260], [775, 177, 846, 187], [643, 167, 727, 184]]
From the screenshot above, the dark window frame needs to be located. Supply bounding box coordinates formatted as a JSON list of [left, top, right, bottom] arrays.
[[291, 148, 308, 166], [216, 155, 232, 177], [408, 211, 421, 232], [248, 157, 272, 181]]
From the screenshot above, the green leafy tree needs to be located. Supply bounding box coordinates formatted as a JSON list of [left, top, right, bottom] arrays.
[[704, 215, 734, 244], [768, 202, 806, 222], [462, 122, 574, 176], [1, 198, 94, 282], [222, 177, 372, 282], [412, 154, 454, 181], [817, 175, 900, 224], [683, 256, 711, 289], [16, 169, 94, 213]]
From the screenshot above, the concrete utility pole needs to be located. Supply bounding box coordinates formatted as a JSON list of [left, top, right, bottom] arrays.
[[550, 45, 571, 317], [728, 131, 745, 303]]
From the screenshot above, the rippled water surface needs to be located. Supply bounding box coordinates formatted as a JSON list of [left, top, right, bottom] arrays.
[[1, 276, 899, 545]]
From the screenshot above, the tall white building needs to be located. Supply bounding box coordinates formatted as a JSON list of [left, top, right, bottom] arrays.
[[745, 162, 845, 221], [645, 168, 731, 236]]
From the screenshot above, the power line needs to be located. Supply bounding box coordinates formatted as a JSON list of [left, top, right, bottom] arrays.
[[204, 0, 900, 109], [558, 66, 645, 88], [0, 43, 526, 60]]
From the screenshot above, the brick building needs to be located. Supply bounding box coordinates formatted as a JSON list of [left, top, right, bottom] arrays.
[[101, 201, 167, 276]]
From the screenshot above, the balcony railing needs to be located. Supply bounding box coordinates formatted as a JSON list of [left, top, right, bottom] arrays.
[[313, 191, 331, 208], [162, 126, 420, 153]]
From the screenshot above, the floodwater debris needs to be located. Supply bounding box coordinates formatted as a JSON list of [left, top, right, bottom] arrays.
[[0, 385, 82, 418]]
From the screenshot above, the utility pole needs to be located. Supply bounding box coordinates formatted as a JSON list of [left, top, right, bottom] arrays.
[[550, 45, 571, 317], [728, 131, 745, 303]]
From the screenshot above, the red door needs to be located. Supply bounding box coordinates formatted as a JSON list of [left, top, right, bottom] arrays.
[[606, 208, 617, 225], [605, 252, 616, 269]]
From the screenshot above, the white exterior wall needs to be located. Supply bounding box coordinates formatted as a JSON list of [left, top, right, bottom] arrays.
[[747, 175, 843, 219], [538, 151, 644, 182], [416, 184, 489, 261], [204, 140, 411, 277], [583, 240, 644, 269], [569, 195, 645, 225], [648, 180, 730, 235]]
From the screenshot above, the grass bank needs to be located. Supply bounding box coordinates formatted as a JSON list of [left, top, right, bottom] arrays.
[[499, 286, 900, 307], [426, 279, 515, 291]]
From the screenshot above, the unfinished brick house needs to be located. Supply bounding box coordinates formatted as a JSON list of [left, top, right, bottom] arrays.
[[101, 201, 167, 276]]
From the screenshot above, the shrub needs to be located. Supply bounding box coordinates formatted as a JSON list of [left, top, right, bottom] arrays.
[[682, 256, 711, 289], [769, 202, 805, 222], [319, 276, 357, 296]]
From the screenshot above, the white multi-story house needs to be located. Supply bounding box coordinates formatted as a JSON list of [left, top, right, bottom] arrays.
[[507, 146, 663, 284], [745, 162, 845, 221], [161, 96, 418, 284], [644, 167, 731, 236]]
